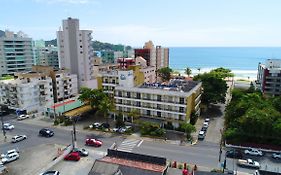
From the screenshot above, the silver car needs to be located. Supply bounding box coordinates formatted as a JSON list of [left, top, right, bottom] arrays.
[[1, 152, 19, 164], [11, 135, 27, 143]]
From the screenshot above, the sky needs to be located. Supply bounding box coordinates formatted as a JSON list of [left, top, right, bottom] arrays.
[[1, 0, 281, 47]]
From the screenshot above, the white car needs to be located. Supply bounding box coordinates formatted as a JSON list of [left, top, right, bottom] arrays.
[[272, 152, 281, 159], [237, 158, 260, 169], [11, 135, 27, 143], [17, 114, 30, 121], [1, 152, 19, 164], [1, 149, 19, 158], [203, 122, 209, 128], [3, 123, 14, 130], [198, 130, 206, 140], [205, 118, 210, 122], [89, 122, 101, 129], [244, 148, 263, 156]]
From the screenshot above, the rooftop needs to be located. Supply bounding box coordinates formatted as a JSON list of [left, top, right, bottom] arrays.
[[140, 79, 200, 92]]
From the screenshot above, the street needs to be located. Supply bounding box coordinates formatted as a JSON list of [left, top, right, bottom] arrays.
[[0, 110, 280, 174]]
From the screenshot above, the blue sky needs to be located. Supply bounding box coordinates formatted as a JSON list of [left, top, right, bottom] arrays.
[[1, 0, 281, 47]]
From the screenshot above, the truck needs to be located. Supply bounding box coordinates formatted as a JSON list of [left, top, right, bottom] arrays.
[[237, 158, 260, 169]]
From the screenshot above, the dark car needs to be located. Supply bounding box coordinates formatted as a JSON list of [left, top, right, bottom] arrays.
[[39, 128, 54, 137], [101, 123, 110, 129], [40, 171, 60, 175], [226, 149, 243, 159]]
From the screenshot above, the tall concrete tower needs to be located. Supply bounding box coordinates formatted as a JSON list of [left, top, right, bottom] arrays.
[[57, 17, 95, 89]]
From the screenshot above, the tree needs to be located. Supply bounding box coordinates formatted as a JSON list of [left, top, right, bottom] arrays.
[[98, 96, 114, 123], [78, 87, 106, 109], [210, 67, 234, 79], [194, 73, 228, 106], [197, 68, 201, 74], [157, 67, 173, 82], [177, 122, 196, 139], [185, 67, 192, 77], [127, 109, 140, 123]]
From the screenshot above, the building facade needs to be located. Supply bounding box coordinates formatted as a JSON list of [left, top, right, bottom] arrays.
[[0, 30, 34, 76], [257, 59, 281, 96], [0, 73, 53, 113], [57, 17, 95, 89], [114, 80, 201, 127], [134, 41, 169, 71], [34, 41, 59, 70]]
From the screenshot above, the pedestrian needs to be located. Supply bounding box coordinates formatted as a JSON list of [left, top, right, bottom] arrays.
[[191, 139, 193, 144]]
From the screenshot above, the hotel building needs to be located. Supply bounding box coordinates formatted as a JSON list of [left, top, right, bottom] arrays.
[[257, 59, 281, 96], [114, 79, 202, 127]]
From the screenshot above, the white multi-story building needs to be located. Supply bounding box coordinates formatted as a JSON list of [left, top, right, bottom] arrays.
[[0, 73, 53, 113], [0, 30, 34, 76], [114, 79, 202, 127], [57, 17, 95, 89], [257, 59, 281, 96], [54, 71, 78, 102]]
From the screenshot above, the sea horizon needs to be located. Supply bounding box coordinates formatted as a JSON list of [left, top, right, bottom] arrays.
[[169, 47, 281, 80]]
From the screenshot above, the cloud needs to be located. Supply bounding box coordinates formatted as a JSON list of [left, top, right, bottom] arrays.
[[34, 0, 98, 4]]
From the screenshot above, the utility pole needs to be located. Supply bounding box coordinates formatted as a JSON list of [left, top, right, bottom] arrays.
[[72, 116, 78, 149], [0, 106, 7, 142]]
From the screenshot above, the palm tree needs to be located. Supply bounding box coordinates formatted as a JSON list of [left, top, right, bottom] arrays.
[[185, 67, 192, 77], [197, 67, 201, 74]]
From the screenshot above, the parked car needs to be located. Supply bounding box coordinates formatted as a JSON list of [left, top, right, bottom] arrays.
[[244, 148, 263, 156], [17, 114, 30, 121], [101, 123, 110, 129], [64, 152, 80, 161], [39, 128, 54, 137], [39, 170, 60, 175], [272, 152, 281, 159], [89, 122, 102, 129], [237, 158, 260, 169], [0, 163, 8, 174], [226, 149, 243, 159], [112, 128, 119, 132], [85, 138, 103, 147], [3, 123, 14, 130], [1, 152, 19, 164], [1, 149, 19, 158], [198, 131, 206, 140], [201, 126, 207, 131], [205, 118, 210, 122], [203, 122, 209, 128], [73, 148, 88, 157], [11, 135, 27, 143]]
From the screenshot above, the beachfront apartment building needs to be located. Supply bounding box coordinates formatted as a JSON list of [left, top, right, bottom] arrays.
[[0, 30, 34, 76], [257, 59, 281, 96], [114, 79, 202, 127], [134, 41, 169, 71], [0, 73, 53, 114], [57, 17, 96, 89]]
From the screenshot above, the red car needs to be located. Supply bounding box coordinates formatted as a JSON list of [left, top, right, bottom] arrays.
[[64, 152, 80, 161], [85, 138, 103, 147]]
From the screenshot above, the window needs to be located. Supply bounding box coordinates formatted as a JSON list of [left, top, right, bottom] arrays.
[[127, 92, 131, 98], [80, 46, 82, 48], [137, 93, 141, 99], [146, 110, 151, 116], [118, 91, 122, 97], [80, 51, 83, 54], [157, 111, 161, 117], [179, 98, 184, 104], [179, 107, 184, 113], [157, 95, 161, 101]]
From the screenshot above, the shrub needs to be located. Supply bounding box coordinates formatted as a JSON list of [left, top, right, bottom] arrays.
[[64, 118, 72, 126], [178, 164, 183, 169], [53, 119, 60, 126]]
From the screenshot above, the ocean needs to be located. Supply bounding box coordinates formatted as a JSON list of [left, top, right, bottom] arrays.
[[169, 47, 281, 80]]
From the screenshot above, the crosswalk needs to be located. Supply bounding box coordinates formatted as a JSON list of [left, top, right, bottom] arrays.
[[117, 139, 143, 152]]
